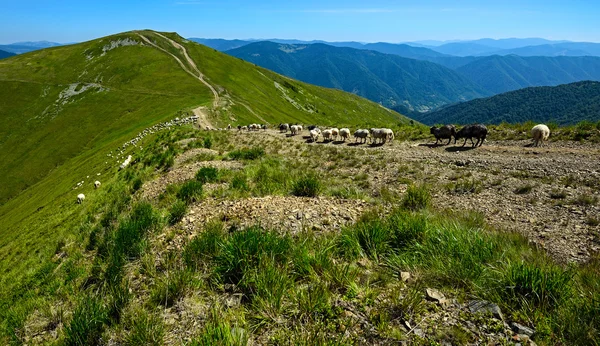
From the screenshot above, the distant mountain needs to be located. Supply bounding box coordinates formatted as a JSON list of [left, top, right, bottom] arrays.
[[470, 38, 568, 50], [416, 81, 600, 125], [431, 42, 499, 56], [227, 41, 488, 111], [456, 55, 600, 95], [489, 42, 600, 57], [0, 49, 15, 59], [0, 41, 64, 54], [188, 38, 251, 51]]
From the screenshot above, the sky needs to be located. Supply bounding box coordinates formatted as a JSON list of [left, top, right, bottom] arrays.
[[1, 0, 599, 44]]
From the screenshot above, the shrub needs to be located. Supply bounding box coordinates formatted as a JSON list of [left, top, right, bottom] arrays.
[[514, 184, 534, 194], [571, 194, 598, 206], [132, 177, 143, 192], [228, 147, 265, 160], [184, 222, 225, 270], [503, 262, 573, 310], [168, 200, 188, 225], [549, 189, 567, 199], [203, 136, 213, 149], [196, 166, 219, 183], [401, 184, 431, 210], [231, 173, 249, 191], [292, 174, 322, 197], [64, 295, 107, 346], [177, 180, 203, 204]]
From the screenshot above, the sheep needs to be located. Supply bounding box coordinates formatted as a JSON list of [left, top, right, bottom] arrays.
[[307, 125, 318, 131], [227, 124, 232, 130], [77, 193, 85, 204], [241, 125, 248, 131], [297, 125, 303, 133], [531, 124, 550, 147], [94, 181, 101, 189], [455, 124, 488, 147], [430, 125, 456, 145], [354, 129, 370, 143], [383, 128, 395, 143], [205, 126, 210, 131], [290, 125, 299, 135], [330, 128, 339, 141], [370, 128, 386, 144], [279, 123, 289, 133], [322, 129, 333, 142], [340, 128, 350, 141], [119, 155, 132, 170], [237, 125, 242, 131], [309, 129, 320, 142], [262, 124, 268, 131]]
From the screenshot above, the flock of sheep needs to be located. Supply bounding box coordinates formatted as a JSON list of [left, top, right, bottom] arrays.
[[429, 123, 550, 147], [77, 120, 551, 204]]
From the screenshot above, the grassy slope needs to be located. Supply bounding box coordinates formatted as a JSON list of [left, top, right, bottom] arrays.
[[0, 30, 405, 294]]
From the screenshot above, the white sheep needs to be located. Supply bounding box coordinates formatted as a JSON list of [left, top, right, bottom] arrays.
[[94, 181, 101, 189], [339, 128, 350, 141], [330, 128, 339, 141], [119, 155, 132, 170], [370, 128, 394, 144], [241, 125, 248, 131], [77, 193, 85, 204], [309, 129, 320, 142], [354, 129, 370, 143], [322, 129, 333, 142], [227, 124, 232, 130], [290, 125, 299, 135], [297, 125, 303, 132], [531, 124, 550, 147], [383, 128, 395, 143]]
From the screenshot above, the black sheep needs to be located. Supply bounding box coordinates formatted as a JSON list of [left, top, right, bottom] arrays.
[[430, 125, 457, 145], [455, 124, 488, 147]]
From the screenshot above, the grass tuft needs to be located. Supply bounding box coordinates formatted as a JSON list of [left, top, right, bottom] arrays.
[[292, 174, 322, 197], [196, 166, 219, 184], [401, 184, 431, 210], [177, 180, 204, 204]]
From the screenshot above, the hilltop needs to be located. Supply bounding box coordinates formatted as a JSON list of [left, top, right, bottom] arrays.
[[227, 41, 488, 112], [416, 81, 600, 125], [0, 29, 405, 300]]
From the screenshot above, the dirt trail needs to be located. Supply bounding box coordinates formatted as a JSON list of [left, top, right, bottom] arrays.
[[137, 32, 220, 123], [152, 32, 220, 110]]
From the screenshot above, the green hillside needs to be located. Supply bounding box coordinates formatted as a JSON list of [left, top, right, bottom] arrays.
[[416, 81, 600, 125], [0, 30, 405, 296], [227, 41, 489, 112]]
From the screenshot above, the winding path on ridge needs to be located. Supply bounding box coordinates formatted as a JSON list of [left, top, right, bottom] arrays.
[[136, 32, 219, 129]]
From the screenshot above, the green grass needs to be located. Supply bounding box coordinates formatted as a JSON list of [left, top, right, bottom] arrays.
[[401, 184, 431, 210], [195, 166, 219, 183], [0, 29, 405, 303], [177, 180, 204, 204], [227, 147, 265, 160], [291, 174, 322, 197]]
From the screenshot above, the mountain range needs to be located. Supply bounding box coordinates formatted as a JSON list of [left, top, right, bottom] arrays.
[[227, 41, 488, 112], [415, 81, 600, 125], [0, 41, 64, 54], [0, 49, 15, 59]]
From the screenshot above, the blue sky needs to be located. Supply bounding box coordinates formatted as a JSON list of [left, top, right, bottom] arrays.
[[1, 0, 599, 44]]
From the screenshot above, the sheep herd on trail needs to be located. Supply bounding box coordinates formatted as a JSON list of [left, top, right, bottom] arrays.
[[76, 121, 551, 203]]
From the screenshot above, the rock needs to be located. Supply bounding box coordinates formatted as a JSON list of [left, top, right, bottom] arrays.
[[413, 328, 424, 337], [426, 288, 445, 302], [468, 300, 503, 320], [400, 271, 411, 282], [511, 322, 535, 337], [438, 298, 452, 309]]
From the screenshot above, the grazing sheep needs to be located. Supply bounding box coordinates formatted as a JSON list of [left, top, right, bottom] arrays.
[[77, 193, 85, 204], [354, 129, 370, 143], [227, 124, 232, 130], [297, 125, 303, 132], [262, 124, 268, 131], [94, 181, 101, 189], [370, 128, 386, 144], [430, 125, 457, 145], [340, 128, 350, 141], [308, 125, 318, 131], [237, 125, 242, 131], [322, 129, 333, 142], [241, 125, 248, 131], [330, 128, 340, 141], [290, 125, 299, 135], [383, 128, 395, 143], [309, 129, 320, 142], [531, 124, 550, 147], [279, 123, 289, 133], [455, 124, 488, 147], [119, 155, 132, 170]]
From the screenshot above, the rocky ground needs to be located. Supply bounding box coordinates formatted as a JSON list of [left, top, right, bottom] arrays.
[[129, 128, 600, 345], [160, 129, 599, 264]]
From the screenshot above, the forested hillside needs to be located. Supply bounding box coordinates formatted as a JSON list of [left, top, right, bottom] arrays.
[[416, 81, 600, 125], [227, 41, 488, 111]]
